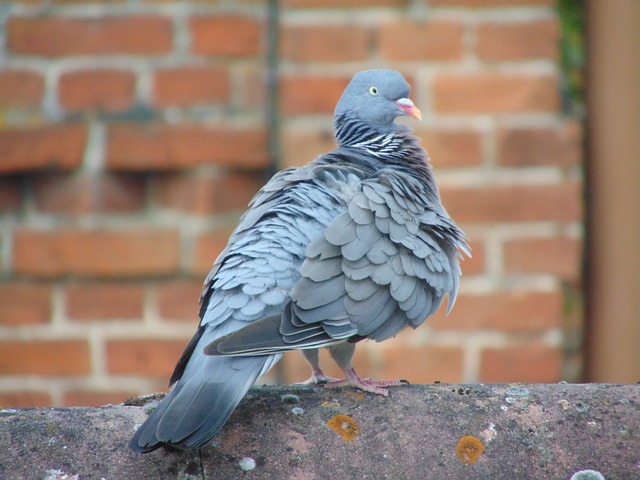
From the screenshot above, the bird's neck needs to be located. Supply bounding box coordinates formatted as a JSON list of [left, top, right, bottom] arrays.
[[333, 113, 427, 166]]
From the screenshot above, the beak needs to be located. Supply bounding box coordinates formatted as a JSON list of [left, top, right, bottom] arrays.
[[395, 98, 422, 121]]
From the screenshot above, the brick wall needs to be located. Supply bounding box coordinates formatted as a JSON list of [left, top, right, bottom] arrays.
[[0, 0, 583, 408]]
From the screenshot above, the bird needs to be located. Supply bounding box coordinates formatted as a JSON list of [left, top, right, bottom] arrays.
[[129, 69, 469, 453]]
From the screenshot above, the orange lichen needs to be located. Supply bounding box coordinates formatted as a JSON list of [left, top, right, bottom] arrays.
[[327, 414, 360, 442], [456, 436, 484, 464], [346, 392, 366, 400]]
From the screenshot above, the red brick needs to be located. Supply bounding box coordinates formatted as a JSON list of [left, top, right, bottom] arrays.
[[189, 229, 235, 277], [379, 20, 464, 61], [0, 282, 52, 326], [476, 19, 560, 61], [0, 180, 23, 213], [431, 290, 563, 332], [7, 16, 172, 56], [155, 279, 203, 322], [62, 390, 135, 407], [280, 24, 370, 62], [0, 392, 53, 408], [0, 124, 86, 172], [66, 281, 144, 321], [432, 73, 560, 114], [282, 0, 408, 7], [106, 123, 268, 170], [380, 342, 464, 384], [152, 171, 261, 215], [497, 121, 582, 167], [32, 173, 146, 214], [417, 129, 483, 168], [281, 126, 337, 168], [106, 339, 188, 377], [0, 70, 44, 107], [233, 66, 266, 110], [12, 228, 180, 278], [190, 15, 262, 57], [281, 75, 350, 115], [153, 67, 230, 108], [430, 0, 553, 6], [58, 69, 136, 112], [0, 340, 90, 376], [459, 239, 485, 276], [440, 181, 582, 224], [480, 344, 563, 382], [504, 237, 582, 280]]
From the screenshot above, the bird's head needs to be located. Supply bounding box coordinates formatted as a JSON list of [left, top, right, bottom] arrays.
[[334, 69, 422, 132]]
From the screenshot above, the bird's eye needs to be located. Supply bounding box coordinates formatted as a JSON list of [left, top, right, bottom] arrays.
[[369, 86, 379, 96]]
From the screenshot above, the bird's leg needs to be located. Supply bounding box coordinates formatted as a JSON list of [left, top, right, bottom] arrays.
[[325, 342, 407, 397], [296, 349, 339, 384]]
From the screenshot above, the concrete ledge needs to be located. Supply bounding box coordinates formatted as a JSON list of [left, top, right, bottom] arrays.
[[1, 384, 638, 479]]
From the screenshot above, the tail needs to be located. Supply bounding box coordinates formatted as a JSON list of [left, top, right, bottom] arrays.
[[130, 329, 279, 452]]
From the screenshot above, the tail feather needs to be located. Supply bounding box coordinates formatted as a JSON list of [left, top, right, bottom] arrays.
[[130, 348, 278, 452]]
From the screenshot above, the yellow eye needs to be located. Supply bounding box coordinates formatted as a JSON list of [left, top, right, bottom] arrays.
[[369, 86, 379, 96]]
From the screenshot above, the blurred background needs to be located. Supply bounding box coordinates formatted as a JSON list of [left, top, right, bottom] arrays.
[[0, 0, 638, 408]]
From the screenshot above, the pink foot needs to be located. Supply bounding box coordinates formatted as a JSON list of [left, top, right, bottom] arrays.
[[324, 368, 408, 396]]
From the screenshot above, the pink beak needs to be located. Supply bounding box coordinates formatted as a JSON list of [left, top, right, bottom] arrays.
[[395, 98, 422, 121]]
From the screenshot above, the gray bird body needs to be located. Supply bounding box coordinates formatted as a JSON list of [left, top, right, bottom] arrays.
[[130, 69, 469, 452]]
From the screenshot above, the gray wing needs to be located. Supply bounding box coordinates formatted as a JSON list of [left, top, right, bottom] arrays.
[[206, 167, 469, 357], [292, 169, 467, 343]]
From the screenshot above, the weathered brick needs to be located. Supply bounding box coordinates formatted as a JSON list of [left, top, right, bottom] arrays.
[[58, 69, 136, 112], [380, 342, 464, 383], [106, 123, 269, 170], [431, 290, 563, 332], [476, 19, 560, 61], [66, 281, 145, 321], [280, 75, 350, 115], [152, 171, 261, 215], [189, 229, 235, 277], [153, 67, 230, 108], [106, 339, 188, 377], [417, 129, 483, 168], [0, 70, 45, 107], [379, 20, 464, 61], [497, 121, 582, 167], [62, 390, 135, 407], [432, 73, 560, 114], [480, 344, 563, 382], [12, 228, 180, 278], [155, 279, 203, 322], [0, 392, 53, 408], [0, 281, 52, 326], [0, 124, 86, 172], [7, 16, 172, 56], [504, 237, 582, 280], [440, 181, 582, 224], [190, 15, 262, 57], [280, 24, 370, 62], [0, 340, 90, 376], [32, 173, 146, 214]]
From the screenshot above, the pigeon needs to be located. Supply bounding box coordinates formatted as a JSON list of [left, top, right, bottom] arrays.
[[129, 69, 469, 453]]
